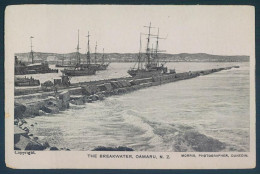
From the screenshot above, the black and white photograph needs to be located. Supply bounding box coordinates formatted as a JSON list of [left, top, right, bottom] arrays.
[[5, 5, 255, 169]]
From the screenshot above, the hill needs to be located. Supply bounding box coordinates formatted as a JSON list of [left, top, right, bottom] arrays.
[[15, 52, 249, 64]]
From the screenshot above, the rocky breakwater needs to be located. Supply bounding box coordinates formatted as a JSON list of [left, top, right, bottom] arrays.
[[13, 66, 238, 150], [14, 92, 71, 150]]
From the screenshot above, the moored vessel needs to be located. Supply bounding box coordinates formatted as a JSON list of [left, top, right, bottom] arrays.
[[15, 76, 40, 87], [62, 30, 96, 76], [128, 23, 170, 78], [80, 33, 110, 71], [15, 36, 58, 75], [55, 55, 75, 68], [61, 64, 96, 76]]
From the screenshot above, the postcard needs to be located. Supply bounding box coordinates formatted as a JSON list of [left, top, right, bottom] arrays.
[[5, 5, 255, 169]]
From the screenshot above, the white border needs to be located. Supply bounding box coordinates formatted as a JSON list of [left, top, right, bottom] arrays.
[[5, 5, 256, 169]]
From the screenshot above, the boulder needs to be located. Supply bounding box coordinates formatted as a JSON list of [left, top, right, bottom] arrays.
[[125, 80, 132, 87], [118, 80, 127, 87], [81, 86, 91, 96], [21, 119, 27, 124], [39, 110, 46, 116], [15, 135, 45, 150], [86, 98, 93, 103], [114, 81, 123, 88], [93, 94, 100, 100], [14, 125, 28, 144], [42, 141, 50, 149], [43, 97, 62, 113], [68, 87, 83, 95], [118, 88, 127, 94], [133, 78, 153, 85], [104, 83, 113, 92], [89, 95, 98, 101], [97, 84, 107, 91], [81, 85, 100, 95], [14, 102, 26, 118], [97, 94, 105, 100], [41, 105, 59, 114], [22, 127, 29, 133], [97, 83, 113, 92], [70, 95, 85, 105], [14, 119, 19, 125], [58, 91, 70, 109], [25, 141, 45, 150], [70, 99, 84, 105], [50, 146, 59, 151], [59, 91, 70, 102], [129, 80, 136, 86], [113, 89, 119, 95], [23, 98, 61, 117], [110, 81, 120, 89]]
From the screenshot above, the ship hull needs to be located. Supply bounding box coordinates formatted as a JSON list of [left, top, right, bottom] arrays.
[[97, 63, 109, 70], [55, 64, 75, 68], [15, 77, 40, 87], [15, 63, 58, 75], [80, 63, 109, 71], [15, 69, 58, 75], [61, 69, 96, 76], [128, 69, 162, 78]]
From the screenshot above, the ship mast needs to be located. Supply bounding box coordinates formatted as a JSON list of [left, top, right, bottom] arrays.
[[30, 36, 34, 64], [151, 44, 154, 58], [102, 48, 105, 64], [145, 22, 151, 65], [95, 41, 97, 64], [86, 31, 91, 65], [154, 28, 166, 66], [137, 33, 142, 70], [144, 22, 156, 66], [76, 29, 81, 64], [155, 28, 159, 66]]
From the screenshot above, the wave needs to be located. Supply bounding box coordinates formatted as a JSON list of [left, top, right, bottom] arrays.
[[120, 109, 231, 152], [122, 110, 164, 148]]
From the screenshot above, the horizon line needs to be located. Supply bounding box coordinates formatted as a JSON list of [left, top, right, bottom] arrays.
[[14, 52, 250, 57]]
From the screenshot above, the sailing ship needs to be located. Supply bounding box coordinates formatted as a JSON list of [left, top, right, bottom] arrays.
[[61, 30, 96, 76], [80, 32, 110, 71], [15, 36, 58, 75], [128, 23, 169, 78], [55, 54, 75, 68], [97, 48, 110, 70]]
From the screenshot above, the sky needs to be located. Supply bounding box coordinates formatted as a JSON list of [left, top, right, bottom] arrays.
[[5, 5, 254, 56]]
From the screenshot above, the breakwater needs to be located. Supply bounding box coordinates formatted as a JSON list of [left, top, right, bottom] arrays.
[[14, 66, 238, 150]]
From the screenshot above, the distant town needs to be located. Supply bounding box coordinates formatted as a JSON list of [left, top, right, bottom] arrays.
[[15, 52, 249, 64]]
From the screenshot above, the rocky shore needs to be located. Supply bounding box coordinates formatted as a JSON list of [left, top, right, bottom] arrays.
[[14, 66, 238, 150]]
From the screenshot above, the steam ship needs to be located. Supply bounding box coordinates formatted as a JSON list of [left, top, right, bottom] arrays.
[[15, 36, 58, 75]]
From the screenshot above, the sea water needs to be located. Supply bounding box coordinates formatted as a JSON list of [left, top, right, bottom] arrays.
[[24, 62, 250, 152]]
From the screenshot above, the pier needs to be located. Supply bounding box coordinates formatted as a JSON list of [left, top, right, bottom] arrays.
[[14, 65, 238, 150], [15, 66, 238, 118]]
